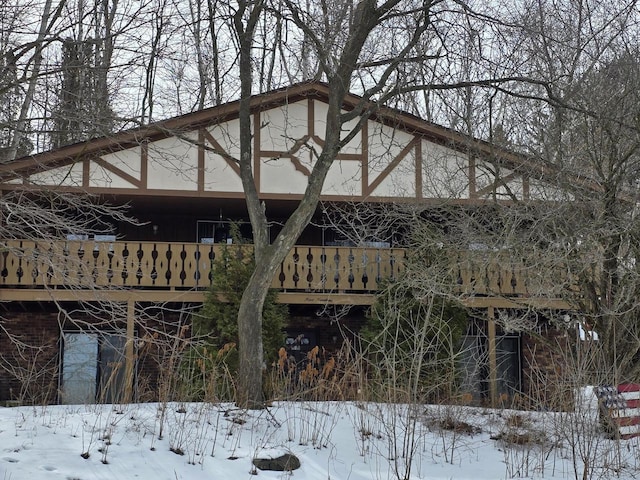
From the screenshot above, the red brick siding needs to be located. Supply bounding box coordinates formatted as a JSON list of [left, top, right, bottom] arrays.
[[521, 328, 574, 410], [0, 311, 59, 404]]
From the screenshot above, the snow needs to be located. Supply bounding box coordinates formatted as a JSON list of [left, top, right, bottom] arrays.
[[0, 400, 638, 479]]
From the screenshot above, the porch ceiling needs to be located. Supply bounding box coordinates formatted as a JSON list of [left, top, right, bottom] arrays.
[[101, 194, 319, 221]]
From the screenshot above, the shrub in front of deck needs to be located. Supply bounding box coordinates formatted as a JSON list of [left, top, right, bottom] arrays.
[[183, 224, 287, 401]]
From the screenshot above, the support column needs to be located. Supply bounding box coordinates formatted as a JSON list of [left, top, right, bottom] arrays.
[[124, 297, 135, 403], [487, 306, 498, 407]]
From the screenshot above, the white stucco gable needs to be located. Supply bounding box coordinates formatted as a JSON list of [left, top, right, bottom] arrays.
[[1, 82, 560, 204]]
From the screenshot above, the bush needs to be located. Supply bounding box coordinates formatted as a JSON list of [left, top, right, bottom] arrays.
[[361, 281, 467, 403], [183, 224, 288, 400]]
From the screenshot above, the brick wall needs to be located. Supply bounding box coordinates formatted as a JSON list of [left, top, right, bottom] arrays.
[[0, 310, 60, 404], [0, 304, 189, 405], [521, 327, 574, 410]]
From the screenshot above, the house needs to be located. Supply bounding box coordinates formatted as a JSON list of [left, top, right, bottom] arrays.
[[0, 82, 573, 406]]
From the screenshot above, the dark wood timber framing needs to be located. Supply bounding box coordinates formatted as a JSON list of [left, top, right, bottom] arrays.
[[0, 81, 577, 205]]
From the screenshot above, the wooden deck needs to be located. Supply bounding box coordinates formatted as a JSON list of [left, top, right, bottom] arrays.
[[0, 240, 569, 307]]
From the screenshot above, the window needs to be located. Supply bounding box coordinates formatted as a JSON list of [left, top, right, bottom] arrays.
[[60, 332, 133, 404], [196, 220, 255, 244], [458, 319, 521, 404], [197, 220, 217, 244]]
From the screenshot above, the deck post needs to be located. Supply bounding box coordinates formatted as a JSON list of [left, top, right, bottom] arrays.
[[487, 306, 498, 407], [124, 297, 135, 403]]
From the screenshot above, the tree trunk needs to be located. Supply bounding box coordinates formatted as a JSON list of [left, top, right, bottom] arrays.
[[6, 0, 57, 162], [232, 0, 389, 408], [236, 268, 269, 408], [238, 169, 335, 407]]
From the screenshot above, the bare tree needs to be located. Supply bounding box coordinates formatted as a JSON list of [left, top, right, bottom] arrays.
[[229, 0, 556, 407], [0, 0, 68, 162], [499, 1, 640, 382], [536, 55, 640, 380], [308, 0, 640, 411]]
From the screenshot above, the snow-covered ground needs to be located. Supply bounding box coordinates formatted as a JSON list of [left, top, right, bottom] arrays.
[[0, 399, 638, 479]]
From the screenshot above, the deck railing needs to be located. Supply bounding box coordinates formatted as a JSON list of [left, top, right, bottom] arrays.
[[0, 240, 405, 293], [0, 239, 560, 297]]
